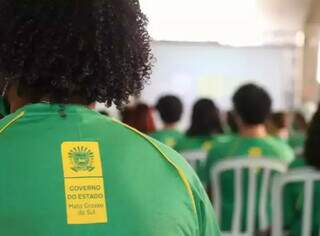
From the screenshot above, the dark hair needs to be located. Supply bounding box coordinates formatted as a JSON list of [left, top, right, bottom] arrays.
[[233, 84, 272, 125], [227, 111, 239, 133], [187, 99, 223, 137], [121, 103, 156, 134], [305, 104, 320, 169], [156, 95, 183, 124], [292, 112, 308, 132], [269, 112, 289, 129], [0, 0, 152, 107]]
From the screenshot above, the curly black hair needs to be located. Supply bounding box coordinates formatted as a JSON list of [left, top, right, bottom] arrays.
[[187, 98, 223, 137], [156, 95, 183, 124], [0, 0, 152, 107], [233, 83, 272, 125], [305, 104, 320, 169]]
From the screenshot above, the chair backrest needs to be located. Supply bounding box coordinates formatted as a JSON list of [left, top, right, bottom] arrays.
[[272, 168, 320, 236], [181, 150, 207, 170], [211, 157, 287, 236]]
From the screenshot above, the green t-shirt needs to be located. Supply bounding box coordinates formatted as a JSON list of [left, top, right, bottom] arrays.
[[0, 103, 220, 236], [203, 135, 295, 232], [175, 135, 216, 175], [283, 159, 320, 236], [176, 135, 215, 153], [150, 129, 183, 149]]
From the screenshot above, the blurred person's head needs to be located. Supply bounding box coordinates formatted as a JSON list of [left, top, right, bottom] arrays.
[[155, 95, 183, 128], [121, 103, 155, 134], [305, 104, 320, 169], [267, 112, 289, 139], [226, 111, 239, 133], [292, 112, 308, 133], [233, 84, 272, 137], [187, 99, 223, 137], [0, 0, 152, 113]]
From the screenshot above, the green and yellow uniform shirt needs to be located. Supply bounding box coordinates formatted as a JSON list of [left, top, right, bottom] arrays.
[[203, 135, 295, 232], [0, 103, 220, 236], [150, 129, 183, 149], [175, 135, 216, 175], [283, 159, 320, 236], [176, 135, 215, 153]]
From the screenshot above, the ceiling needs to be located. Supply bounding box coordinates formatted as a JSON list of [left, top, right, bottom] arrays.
[[258, 0, 312, 32], [140, 0, 314, 46]]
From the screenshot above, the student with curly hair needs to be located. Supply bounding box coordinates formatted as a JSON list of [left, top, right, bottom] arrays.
[[0, 1, 220, 235]]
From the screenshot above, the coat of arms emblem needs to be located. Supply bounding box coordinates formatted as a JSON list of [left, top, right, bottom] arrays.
[[68, 146, 95, 172]]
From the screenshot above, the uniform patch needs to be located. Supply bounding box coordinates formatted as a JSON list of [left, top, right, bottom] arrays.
[[164, 138, 176, 148], [202, 141, 213, 151], [62, 142, 103, 178], [248, 147, 262, 157], [61, 142, 107, 225]]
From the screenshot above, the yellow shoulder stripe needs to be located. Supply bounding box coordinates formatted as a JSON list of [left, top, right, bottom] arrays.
[[0, 111, 25, 134], [112, 118, 196, 213]]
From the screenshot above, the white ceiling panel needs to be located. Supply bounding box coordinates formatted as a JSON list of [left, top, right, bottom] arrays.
[[140, 0, 313, 46]]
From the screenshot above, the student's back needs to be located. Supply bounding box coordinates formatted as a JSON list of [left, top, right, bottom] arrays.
[[202, 84, 295, 232], [203, 135, 294, 231], [150, 129, 183, 148], [176, 135, 214, 152], [0, 1, 220, 235], [0, 104, 220, 236], [205, 134, 294, 165], [203, 134, 294, 186]]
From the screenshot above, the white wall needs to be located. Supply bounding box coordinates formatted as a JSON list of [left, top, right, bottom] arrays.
[[141, 41, 298, 129]]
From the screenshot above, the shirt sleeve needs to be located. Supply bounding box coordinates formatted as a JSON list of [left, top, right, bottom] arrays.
[[155, 141, 221, 236], [194, 188, 221, 236]]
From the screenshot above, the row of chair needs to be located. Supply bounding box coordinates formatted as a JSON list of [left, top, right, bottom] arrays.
[[181, 151, 320, 236]]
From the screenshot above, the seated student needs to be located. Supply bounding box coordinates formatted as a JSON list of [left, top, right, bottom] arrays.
[[0, 1, 220, 235], [121, 103, 156, 134], [266, 112, 290, 141], [176, 98, 223, 152], [283, 106, 320, 236], [202, 84, 294, 232], [150, 95, 183, 148]]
